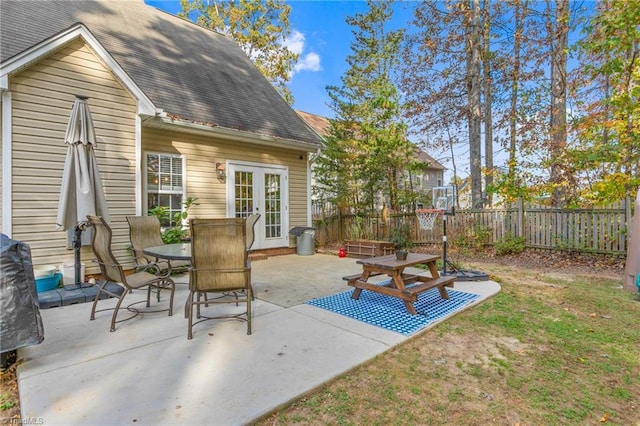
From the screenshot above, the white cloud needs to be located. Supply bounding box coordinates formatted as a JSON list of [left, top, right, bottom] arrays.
[[284, 29, 322, 75], [284, 30, 305, 55], [294, 52, 322, 73]]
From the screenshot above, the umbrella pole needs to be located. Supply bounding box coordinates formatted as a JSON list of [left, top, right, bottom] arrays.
[[74, 224, 82, 288]]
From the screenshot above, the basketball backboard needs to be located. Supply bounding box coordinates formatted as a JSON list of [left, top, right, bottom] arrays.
[[432, 186, 455, 214]]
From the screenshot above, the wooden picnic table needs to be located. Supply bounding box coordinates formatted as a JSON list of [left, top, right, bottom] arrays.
[[343, 253, 456, 315]]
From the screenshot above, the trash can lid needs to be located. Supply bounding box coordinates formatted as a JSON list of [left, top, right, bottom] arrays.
[[288, 226, 315, 236]]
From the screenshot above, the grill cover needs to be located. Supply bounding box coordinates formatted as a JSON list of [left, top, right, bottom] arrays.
[[0, 234, 44, 352]]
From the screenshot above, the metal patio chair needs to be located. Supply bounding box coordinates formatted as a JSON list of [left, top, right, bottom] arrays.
[[187, 218, 252, 339], [126, 215, 190, 275], [87, 215, 175, 332], [245, 213, 260, 300]]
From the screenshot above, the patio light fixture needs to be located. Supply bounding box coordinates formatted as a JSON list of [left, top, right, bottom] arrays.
[[215, 162, 226, 181]]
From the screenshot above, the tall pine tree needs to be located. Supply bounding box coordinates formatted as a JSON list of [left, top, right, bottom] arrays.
[[314, 0, 415, 213]]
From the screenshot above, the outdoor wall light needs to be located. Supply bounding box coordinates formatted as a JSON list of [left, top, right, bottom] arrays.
[[215, 162, 226, 181]]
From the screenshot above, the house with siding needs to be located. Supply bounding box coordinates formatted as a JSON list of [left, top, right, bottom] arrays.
[[404, 149, 446, 196], [0, 0, 324, 271]]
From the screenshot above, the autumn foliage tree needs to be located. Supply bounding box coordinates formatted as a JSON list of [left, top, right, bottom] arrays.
[[568, 0, 640, 204], [403, 0, 606, 207]]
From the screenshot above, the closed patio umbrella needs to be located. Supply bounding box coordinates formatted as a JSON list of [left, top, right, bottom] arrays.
[[56, 95, 110, 288], [624, 188, 640, 295]]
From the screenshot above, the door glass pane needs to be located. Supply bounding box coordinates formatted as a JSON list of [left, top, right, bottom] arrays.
[[264, 173, 281, 238], [234, 171, 254, 218]]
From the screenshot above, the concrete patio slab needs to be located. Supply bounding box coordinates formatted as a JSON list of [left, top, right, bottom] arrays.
[[17, 254, 500, 425], [251, 254, 363, 307]]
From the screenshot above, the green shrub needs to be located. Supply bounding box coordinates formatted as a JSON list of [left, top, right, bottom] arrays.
[[495, 233, 525, 255], [149, 196, 199, 244], [451, 224, 491, 251]]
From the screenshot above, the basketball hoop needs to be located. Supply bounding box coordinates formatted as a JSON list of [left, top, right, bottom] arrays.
[[415, 209, 443, 230]]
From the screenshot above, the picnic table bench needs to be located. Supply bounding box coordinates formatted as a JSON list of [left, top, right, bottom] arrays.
[[342, 253, 456, 315]]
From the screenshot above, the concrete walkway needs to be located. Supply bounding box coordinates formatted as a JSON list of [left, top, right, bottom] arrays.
[[17, 254, 500, 425]]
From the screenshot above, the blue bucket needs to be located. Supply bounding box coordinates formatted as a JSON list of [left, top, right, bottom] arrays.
[[35, 272, 62, 293]]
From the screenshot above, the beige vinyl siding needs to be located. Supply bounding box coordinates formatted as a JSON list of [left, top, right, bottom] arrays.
[[143, 128, 310, 247], [10, 38, 137, 271]]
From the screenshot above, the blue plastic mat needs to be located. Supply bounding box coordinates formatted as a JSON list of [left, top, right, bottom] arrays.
[[306, 282, 480, 335]]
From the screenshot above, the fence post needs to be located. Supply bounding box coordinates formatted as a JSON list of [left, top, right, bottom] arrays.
[[517, 197, 524, 240], [625, 195, 631, 252]]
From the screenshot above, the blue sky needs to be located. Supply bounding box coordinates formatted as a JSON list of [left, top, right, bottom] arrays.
[[144, 1, 593, 182], [145, 0, 405, 119]]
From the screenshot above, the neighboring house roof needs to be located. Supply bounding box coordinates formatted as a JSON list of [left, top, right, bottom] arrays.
[[295, 110, 331, 138], [414, 148, 445, 171], [295, 110, 445, 172], [0, 0, 323, 148]]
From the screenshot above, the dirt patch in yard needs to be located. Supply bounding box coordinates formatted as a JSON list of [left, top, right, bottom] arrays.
[[0, 352, 21, 425], [320, 243, 626, 279]]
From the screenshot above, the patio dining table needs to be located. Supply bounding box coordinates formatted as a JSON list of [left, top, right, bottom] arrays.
[[143, 243, 192, 317], [143, 243, 191, 262]]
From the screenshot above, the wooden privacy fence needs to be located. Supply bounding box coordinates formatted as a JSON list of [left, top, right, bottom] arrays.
[[312, 198, 633, 255]]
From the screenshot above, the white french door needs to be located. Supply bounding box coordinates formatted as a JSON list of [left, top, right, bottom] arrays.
[[227, 162, 288, 249]]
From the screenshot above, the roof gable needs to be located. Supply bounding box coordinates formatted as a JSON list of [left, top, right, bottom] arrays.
[[0, 23, 155, 115], [0, 0, 323, 147], [414, 148, 445, 171]]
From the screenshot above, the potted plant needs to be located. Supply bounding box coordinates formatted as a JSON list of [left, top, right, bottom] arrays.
[[389, 224, 413, 260]]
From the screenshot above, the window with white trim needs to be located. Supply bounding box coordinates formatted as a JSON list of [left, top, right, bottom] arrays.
[[146, 153, 184, 227]]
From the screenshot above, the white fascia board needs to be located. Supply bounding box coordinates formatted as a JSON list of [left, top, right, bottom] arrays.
[[307, 154, 313, 227], [0, 24, 156, 116], [135, 115, 143, 215], [1, 91, 12, 236]]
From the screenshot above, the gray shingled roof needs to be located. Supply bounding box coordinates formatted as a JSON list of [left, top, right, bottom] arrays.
[[0, 0, 323, 147]]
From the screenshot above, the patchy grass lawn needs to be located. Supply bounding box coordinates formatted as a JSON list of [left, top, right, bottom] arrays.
[[255, 259, 640, 425]]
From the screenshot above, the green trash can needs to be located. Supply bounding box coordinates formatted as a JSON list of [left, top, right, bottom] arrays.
[[289, 227, 315, 256]]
